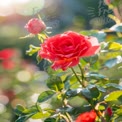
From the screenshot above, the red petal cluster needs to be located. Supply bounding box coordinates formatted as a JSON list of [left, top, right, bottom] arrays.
[[38, 31, 100, 70], [75, 110, 97, 122], [0, 49, 16, 70]]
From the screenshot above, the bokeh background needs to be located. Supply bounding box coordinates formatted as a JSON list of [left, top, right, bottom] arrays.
[[0, 0, 115, 122]]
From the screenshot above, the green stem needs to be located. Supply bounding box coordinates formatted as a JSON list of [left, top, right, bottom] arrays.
[[60, 114, 70, 122], [36, 102, 42, 112], [78, 64, 85, 87], [90, 103, 105, 122], [61, 93, 72, 122], [70, 67, 83, 87], [65, 112, 73, 122]]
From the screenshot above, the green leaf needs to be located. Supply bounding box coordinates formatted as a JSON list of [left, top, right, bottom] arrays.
[[14, 104, 25, 116], [15, 114, 34, 122], [106, 83, 122, 90], [46, 76, 64, 91], [83, 55, 98, 65], [32, 112, 51, 119], [118, 95, 122, 102], [80, 30, 106, 42], [89, 86, 100, 99], [80, 88, 92, 99], [115, 108, 122, 116], [26, 44, 40, 56], [108, 42, 122, 50], [100, 50, 122, 61], [97, 86, 106, 93], [65, 89, 81, 98], [86, 72, 107, 80], [23, 106, 38, 114], [98, 105, 105, 111], [115, 116, 122, 122], [15, 116, 26, 122], [104, 56, 122, 68], [63, 75, 72, 89], [100, 62, 122, 79], [104, 90, 122, 102], [37, 90, 55, 103], [110, 23, 122, 32], [44, 118, 56, 122]]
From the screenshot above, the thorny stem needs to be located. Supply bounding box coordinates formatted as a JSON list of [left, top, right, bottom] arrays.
[[61, 93, 72, 122], [78, 64, 85, 87], [70, 67, 83, 87], [71, 66, 105, 122], [65, 112, 73, 122], [59, 114, 70, 122]]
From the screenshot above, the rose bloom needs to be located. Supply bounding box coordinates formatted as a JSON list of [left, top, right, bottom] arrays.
[[25, 18, 46, 34], [38, 31, 100, 70], [75, 110, 97, 122], [0, 49, 15, 60]]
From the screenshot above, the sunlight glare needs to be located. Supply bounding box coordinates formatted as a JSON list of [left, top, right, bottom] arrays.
[[0, 0, 45, 16], [0, 0, 13, 7], [14, 0, 30, 4]]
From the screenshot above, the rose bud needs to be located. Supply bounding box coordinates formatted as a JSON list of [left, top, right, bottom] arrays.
[[105, 107, 113, 116], [104, 0, 110, 4], [25, 18, 46, 34]]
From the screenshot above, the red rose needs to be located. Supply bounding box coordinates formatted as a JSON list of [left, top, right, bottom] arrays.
[[25, 18, 46, 34], [38, 31, 100, 70], [0, 49, 15, 60], [75, 110, 97, 122]]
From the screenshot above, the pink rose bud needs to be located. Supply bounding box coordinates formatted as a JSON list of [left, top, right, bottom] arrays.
[[25, 18, 46, 34], [104, 0, 111, 5]]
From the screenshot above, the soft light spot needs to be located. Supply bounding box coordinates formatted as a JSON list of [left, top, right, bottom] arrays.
[[0, 103, 6, 114], [30, 93, 39, 103], [16, 70, 31, 82], [0, 95, 9, 105]]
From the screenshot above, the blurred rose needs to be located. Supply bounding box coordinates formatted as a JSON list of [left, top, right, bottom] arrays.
[[3, 90, 15, 101], [2, 60, 15, 69], [0, 49, 16, 60], [38, 31, 100, 70], [75, 110, 97, 122], [25, 18, 46, 34], [105, 0, 110, 4]]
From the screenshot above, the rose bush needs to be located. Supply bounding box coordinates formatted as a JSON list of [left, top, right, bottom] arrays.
[[38, 31, 100, 70], [25, 18, 46, 34], [14, 0, 122, 121]]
